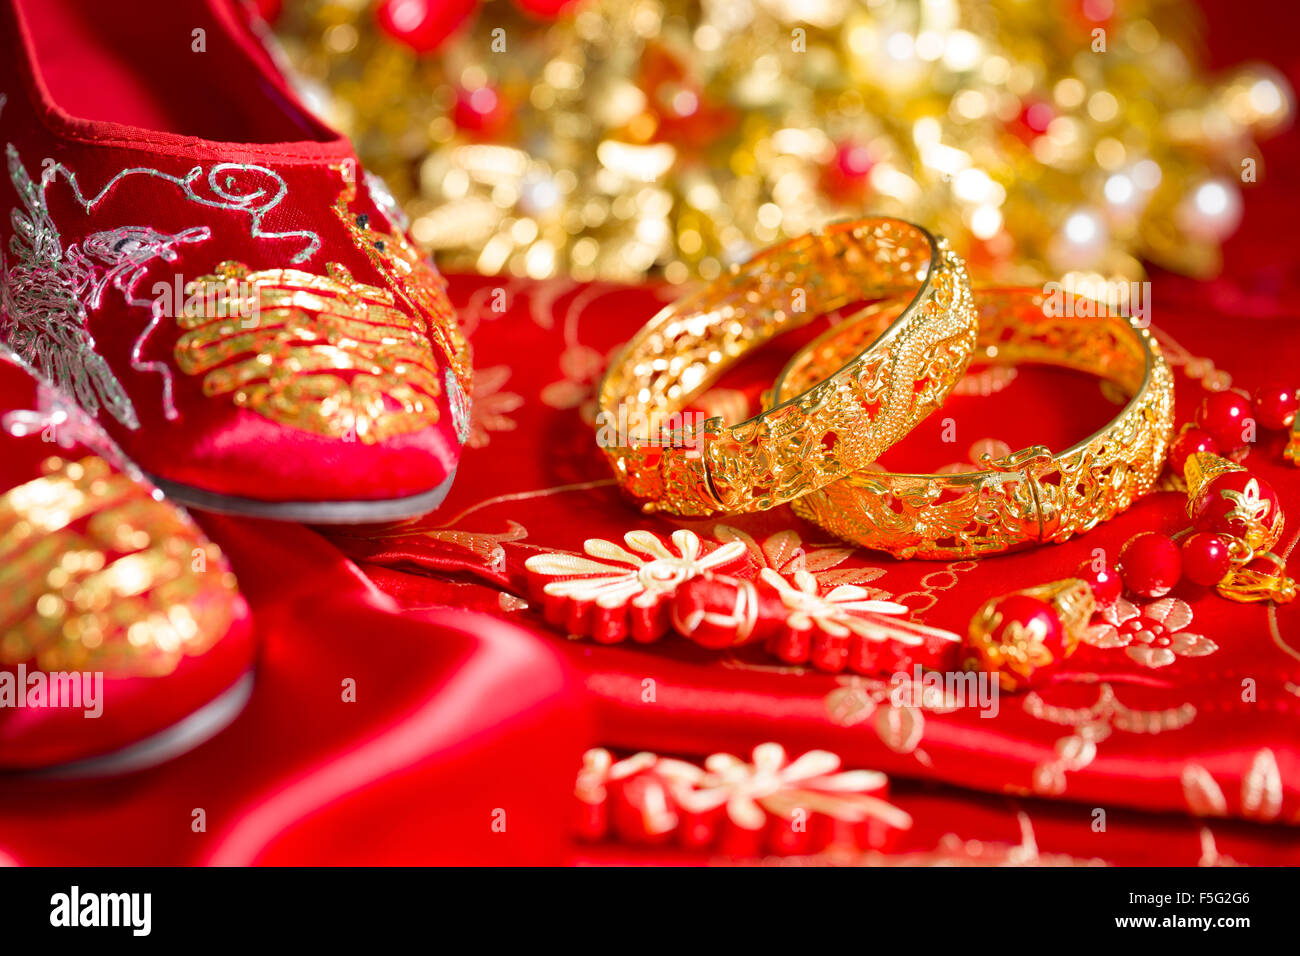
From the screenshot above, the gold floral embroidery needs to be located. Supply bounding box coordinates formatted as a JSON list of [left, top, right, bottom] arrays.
[[466, 365, 523, 448], [1024, 683, 1196, 795], [0, 455, 240, 676], [824, 673, 962, 764], [539, 342, 606, 416], [343, 520, 528, 576], [759, 568, 957, 653], [175, 260, 442, 442], [712, 524, 888, 592], [524, 529, 745, 609], [1182, 749, 1284, 821], [578, 743, 911, 849], [1083, 597, 1218, 669]]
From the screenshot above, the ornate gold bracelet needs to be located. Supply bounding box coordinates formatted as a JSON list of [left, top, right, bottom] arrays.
[[775, 287, 1176, 558], [596, 219, 977, 517]]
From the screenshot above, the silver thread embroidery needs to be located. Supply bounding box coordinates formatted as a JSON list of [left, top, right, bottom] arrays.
[[2, 141, 328, 421], [2, 147, 141, 427], [47, 158, 321, 264], [79, 225, 212, 420]]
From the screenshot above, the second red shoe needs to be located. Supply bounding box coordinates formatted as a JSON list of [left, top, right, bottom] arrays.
[[0, 349, 255, 770]]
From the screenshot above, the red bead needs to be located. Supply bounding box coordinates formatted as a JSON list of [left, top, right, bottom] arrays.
[[1252, 382, 1299, 430], [1181, 532, 1233, 586], [377, 0, 476, 54], [1075, 561, 1122, 607], [1011, 101, 1055, 142], [1194, 391, 1255, 451], [991, 595, 1063, 644], [452, 84, 507, 136], [810, 629, 850, 673], [1191, 470, 1280, 543], [767, 627, 811, 664], [965, 594, 1066, 691], [1119, 532, 1182, 598], [1168, 428, 1219, 476], [822, 142, 874, 201], [835, 142, 874, 179]]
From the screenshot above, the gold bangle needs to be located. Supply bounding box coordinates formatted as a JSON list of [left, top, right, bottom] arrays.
[[596, 219, 977, 517], [775, 286, 1176, 558]]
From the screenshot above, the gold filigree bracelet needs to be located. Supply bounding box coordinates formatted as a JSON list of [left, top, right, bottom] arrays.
[[774, 287, 1176, 558], [596, 219, 977, 517]]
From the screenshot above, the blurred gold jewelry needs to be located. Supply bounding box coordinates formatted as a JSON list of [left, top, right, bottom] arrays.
[[596, 219, 977, 517], [775, 287, 1176, 558]]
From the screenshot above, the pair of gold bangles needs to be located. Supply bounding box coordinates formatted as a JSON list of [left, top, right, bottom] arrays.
[[596, 219, 1175, 560]]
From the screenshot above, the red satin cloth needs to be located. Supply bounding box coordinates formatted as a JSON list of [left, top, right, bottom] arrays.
[[1, 0, 1299, 866]]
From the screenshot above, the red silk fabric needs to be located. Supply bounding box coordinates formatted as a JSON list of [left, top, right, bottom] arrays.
[[0, 0, 1298, 865]]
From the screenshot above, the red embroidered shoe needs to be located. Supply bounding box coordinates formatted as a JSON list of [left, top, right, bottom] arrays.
[[0, 350, 255, 771], [0, 0, 471, 522]]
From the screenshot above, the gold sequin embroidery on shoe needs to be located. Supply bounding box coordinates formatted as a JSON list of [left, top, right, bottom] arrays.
[[0, 455, 241, 677], [332, 168, 473, 393], [174, 261, 443, 442]]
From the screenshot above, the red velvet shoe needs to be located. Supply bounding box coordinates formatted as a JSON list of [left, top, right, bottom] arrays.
[[0, 350, 255, 771], [0, 0, 471, 522]]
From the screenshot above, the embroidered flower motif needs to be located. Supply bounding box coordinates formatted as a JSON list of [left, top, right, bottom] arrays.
[[713, 524, 888, 591], [524, 529, 746, 642], [759, 567, 961, 676], [577, 743, 910, 856], [761, 568, 908, 638], [662, 743, 903, 830], [1023, 683, 1197, 796], [1083, 597, 1218, 669], [1182, 748, 1283, 821], [540, 342, 606, 417], [824, 674, 961, 763], [466, 364, 522, 448]]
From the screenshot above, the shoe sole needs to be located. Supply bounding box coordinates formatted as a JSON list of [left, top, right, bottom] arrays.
[[5, 670, 255, 779], [145, 468, 457, 524]]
